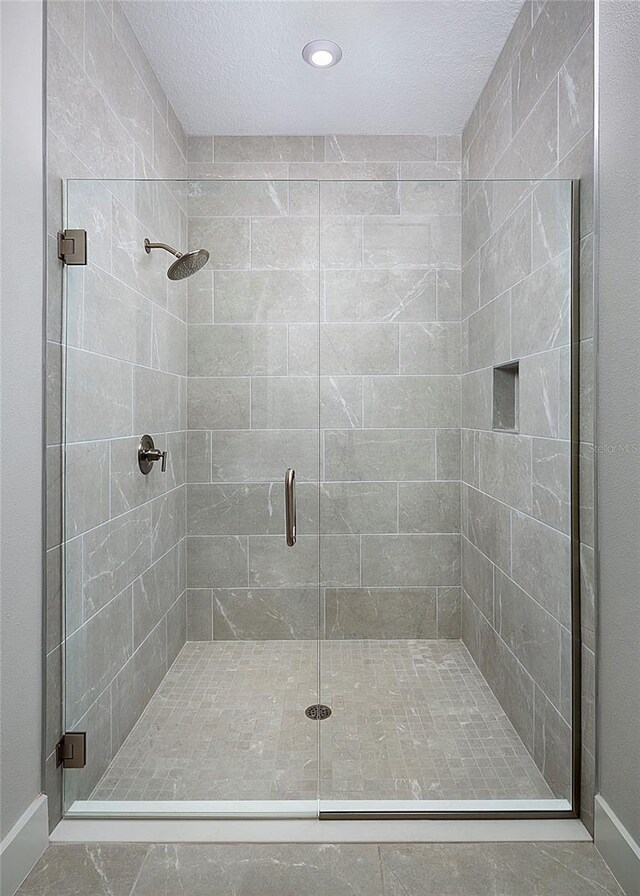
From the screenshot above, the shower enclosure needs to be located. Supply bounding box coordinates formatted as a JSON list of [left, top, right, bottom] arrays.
[[60, 175, 580, 819]]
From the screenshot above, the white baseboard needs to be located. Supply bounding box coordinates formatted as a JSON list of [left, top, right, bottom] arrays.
[[0, 795, 48, 896], [595, 795, 640, 896]]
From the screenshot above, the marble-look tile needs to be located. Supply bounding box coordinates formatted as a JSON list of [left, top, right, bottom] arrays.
[[478, 431, 532, 514], [150, 486, 185, 561], [532, 437, 571, 534], [363, 375, 460, 428], [437, 586, 461, 637], [17, 844, 149, 896], [186, 535, 248, 588], [186, 179, 288, 217], [461, 369, 492, 430], [131, 843, 383, 895], [519, 350, 561, 439], [479, 198, 531, 304], [465, 292, 510, 371], [133, 366, 182, 434], [167, 592, 187, 667], [398, 481, 460, 533], [532, 179, 572, 272], [324, 588, 437, 639], [512, 0, 592, 132], [400, 180, 461, 216], [465, 77, 512, 180], [187, 376, 250, 430], [511, 510, 572, 625], [187, 270, 214, 323], [496, 80, 558, 179], [462, 536, 494, 623], [187, 430, 212, 483], [319, 482, 397, 534], [187, 483, 284, 536], [379, 842, 622, 896], [152, 305, 186, 376], [361, 534, 460, 587], [65, 587, 133, 727], [251, 376, 319, 429], [495, 569, 562, 706], [511, 254, 571, 358], [132, 542, 182, 647], [462, 595, 535, 753], [111, 619, 167, 752], [320, 215, 363, 269], [84, 1, 153, 161], [533, 686, 572, 799], [65, 441, 110, 537], [213, 588, 319, 640], [214, 135, 318, 163], [400, 322, 460, 374], [363, 215, 461, 269], [111, 198, 168, 306], [290, 161, 398, 181], [188, 216, 250, 270], [188, 324, 287, 376], [187, 589, 213, 640], [211, 430, 319, 482], [82, 264, 152, 366], [66, 347, 132, 442], [436, 428, 461, 480], [321, 324, 399, 376], [326, 134, 437, 162], [320, 180, 400, 216], [320, 377, 363, 429], [248, 535, 359, 588], [47, 28, 135, 179], [324, 269, 436, 322], [83, 504, 152, 619], [215, 270, 318, 323], [251, 216, 319, 270], [324, 429, 435, 482], [465, 486, 511, 574]]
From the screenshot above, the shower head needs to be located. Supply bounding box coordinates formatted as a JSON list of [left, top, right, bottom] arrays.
[[144, 238, 209, 281]]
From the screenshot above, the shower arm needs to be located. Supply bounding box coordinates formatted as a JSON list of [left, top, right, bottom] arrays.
[[144, 238, 182, 258]]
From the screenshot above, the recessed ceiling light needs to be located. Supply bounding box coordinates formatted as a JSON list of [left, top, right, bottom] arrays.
[[302, 40, 342, 69]]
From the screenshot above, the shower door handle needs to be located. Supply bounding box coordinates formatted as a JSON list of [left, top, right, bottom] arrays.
[[284, 468, 296, 547]]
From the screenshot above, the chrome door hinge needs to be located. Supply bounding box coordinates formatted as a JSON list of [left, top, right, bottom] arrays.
[[57, 229, 87, 265], [56, 732, 86, 768]]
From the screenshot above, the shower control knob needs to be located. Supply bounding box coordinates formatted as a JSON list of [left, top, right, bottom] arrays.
[[138, 434, 167, 475]]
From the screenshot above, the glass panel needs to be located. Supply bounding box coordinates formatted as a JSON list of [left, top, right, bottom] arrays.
[[318, 179, 575, 813], [63, 179, 321, 814]]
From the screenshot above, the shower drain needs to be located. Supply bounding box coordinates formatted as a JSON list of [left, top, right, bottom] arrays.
[[305, 704, 332, 721]]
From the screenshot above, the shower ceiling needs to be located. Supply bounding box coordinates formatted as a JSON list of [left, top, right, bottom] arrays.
[[122, 0, 526, 135]]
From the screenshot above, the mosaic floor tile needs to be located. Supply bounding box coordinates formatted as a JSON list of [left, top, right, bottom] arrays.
[[91, 639, 552, 802]]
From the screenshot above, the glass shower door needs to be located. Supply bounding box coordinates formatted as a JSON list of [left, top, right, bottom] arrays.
[[317, 178, 578, 817], [62, 178, 322, 815]]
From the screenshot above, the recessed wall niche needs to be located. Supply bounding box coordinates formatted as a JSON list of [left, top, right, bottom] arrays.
[[493, 362, 519, 432]]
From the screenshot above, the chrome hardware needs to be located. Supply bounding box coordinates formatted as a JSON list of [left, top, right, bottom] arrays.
[[138, 434, 167, 475], [57, 229, 87, 265], [56, 732, 86, 768], [285, 468, 296, 547]]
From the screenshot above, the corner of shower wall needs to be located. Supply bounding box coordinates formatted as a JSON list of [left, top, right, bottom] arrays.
[[45, 0, 188, 827], [459, 0, 595, 825]]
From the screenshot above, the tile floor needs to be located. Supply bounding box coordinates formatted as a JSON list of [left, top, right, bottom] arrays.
[[89, 639, 553, 802], [16, 842, 624, 895]]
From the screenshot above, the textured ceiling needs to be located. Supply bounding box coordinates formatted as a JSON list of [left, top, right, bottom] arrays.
[[123, 0, 526, 136]]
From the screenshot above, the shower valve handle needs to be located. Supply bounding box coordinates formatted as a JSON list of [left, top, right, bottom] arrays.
[[138, 435, 167, 474]]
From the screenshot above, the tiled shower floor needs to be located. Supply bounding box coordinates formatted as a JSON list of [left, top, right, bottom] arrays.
[[91, 640, 553, 802]]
